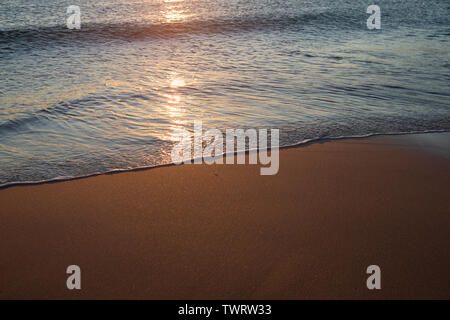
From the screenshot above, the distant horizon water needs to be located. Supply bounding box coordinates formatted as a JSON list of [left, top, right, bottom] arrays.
[[1, 0, 449, 186]]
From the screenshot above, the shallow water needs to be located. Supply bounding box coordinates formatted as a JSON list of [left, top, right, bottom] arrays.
[[1, 0, 449, 185]]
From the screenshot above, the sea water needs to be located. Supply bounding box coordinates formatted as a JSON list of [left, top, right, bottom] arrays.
[[0, 0, 449, 186]]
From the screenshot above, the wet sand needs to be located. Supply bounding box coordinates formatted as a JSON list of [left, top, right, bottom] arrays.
[[0, 134, 449, 299]]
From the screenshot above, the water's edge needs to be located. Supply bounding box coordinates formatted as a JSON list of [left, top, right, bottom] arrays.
[[1, 129, 448, 190]]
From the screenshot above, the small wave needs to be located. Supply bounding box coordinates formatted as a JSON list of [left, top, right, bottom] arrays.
[[0, 12, 351, 49], [0, 92, 152, 134], [0, 115, 43, 133], [1, 129, 448, 190], [0, 101, 81, 133]]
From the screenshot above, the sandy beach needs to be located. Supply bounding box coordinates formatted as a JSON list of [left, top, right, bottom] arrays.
[[0, 133, 449, 299]]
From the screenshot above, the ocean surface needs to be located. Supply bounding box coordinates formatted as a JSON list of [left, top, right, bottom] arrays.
[[1, 0, 449, 186]]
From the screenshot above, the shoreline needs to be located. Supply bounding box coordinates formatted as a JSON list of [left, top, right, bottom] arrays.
[[0, 133, 449, 299], [1, 129, 448, 190]]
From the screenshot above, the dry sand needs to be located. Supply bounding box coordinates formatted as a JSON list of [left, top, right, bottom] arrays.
[[0, 134, 449, 299]]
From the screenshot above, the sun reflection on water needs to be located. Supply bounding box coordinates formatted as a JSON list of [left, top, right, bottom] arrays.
[[162, 0, 192, 23], [170, 78, 186, 88], [164, 75, 188, 141]]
